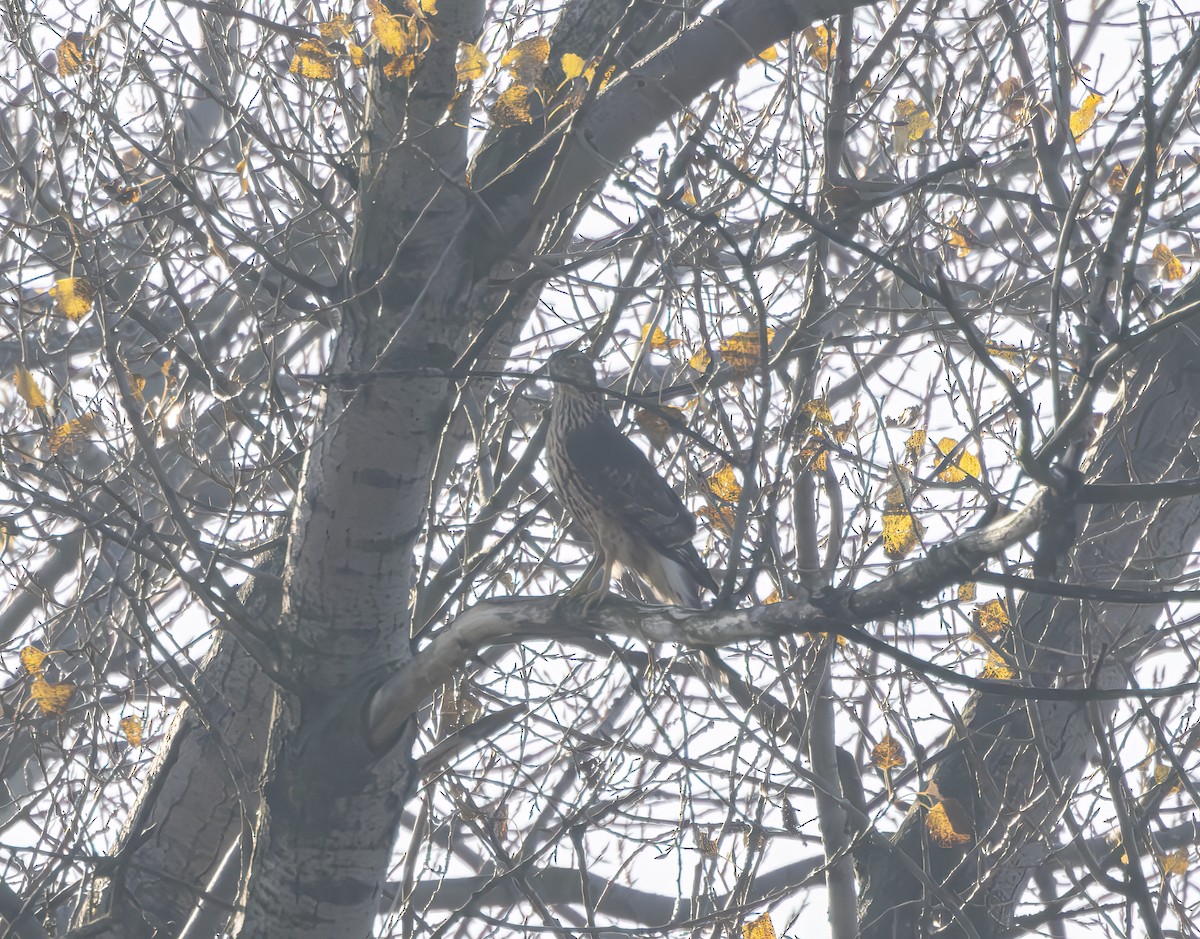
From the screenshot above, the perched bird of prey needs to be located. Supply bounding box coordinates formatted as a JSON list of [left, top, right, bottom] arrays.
[[545, 349, 718, 607]]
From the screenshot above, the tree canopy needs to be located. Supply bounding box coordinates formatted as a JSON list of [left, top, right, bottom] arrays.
[[3, 0, 1200, 937]]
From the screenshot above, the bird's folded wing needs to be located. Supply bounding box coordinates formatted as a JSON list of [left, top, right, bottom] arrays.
[[563, 420, 697, 552]]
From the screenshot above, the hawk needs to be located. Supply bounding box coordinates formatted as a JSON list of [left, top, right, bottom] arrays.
[[545, 349, 718, 607]]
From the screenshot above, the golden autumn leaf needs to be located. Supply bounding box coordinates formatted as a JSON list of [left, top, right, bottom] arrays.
[[1069, 92, 1103, 141], [804, 397, 832, 424], [634, 406, 682, 449], [30, 675, 75, 715], [348, 43, 367, 67], [494, 85, 534, 126], [894, 99, 932, 155], [763, 588, 781, 604], [384, 54, 419, 78], [796, 441, 829, 473], [973, 598, 1009, 636], [1152, 243, 1185, 282], [318, 13, 354, 39], [14, 366, 48, 412], [102, 179, 141, 204], [457, 42, 487, 81], [904, 428, 927, 463], [48, 415, 95, 456], [882, 510, 922, 559], [0, 520, 11, 554], [871, 734, 908, 771], [803, 25, 834, 70], [957, 581, 977, 602], [56, 32, 89, 77], [946, 215, 973, 257], [680, 186, 698, 206], [119, 715, 144, 746], [981, 650, 1014, 680], [1108, 161, 1129, 194], [746, 45, 778, 66], [689, 347, 712, 373], [20, 646, 48, 675], [289, 40, 336, 81], [560, 52, 585, 80], [500, 35, 550, 83], [934, 437, 982, 483], [369, 0, 413, 54], [925, 796, 973, 847], [49, 277, 95, 321], [707, 464, 742, 503], [720, 328, 774, 376], [640, 323, 680, 351], [996, 77, 1030, 123], [986, 340, 1023, 363], [742, 912, 777, 939], [1161, 849, 1190, 876], [699, 505, 735, 535]]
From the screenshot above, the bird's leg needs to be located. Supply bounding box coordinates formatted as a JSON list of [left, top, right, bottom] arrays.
[[564, 555, 603, 599], [581, 552, 615, 611]]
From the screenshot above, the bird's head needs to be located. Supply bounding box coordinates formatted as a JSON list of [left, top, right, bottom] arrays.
[[545, 349, 598, 390]]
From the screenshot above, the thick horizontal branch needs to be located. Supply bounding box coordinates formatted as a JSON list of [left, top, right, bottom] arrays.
[[367, 487, 1196, 749]]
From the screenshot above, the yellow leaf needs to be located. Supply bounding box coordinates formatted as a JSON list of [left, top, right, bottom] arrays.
[[707, 464, 742, 503], [1152, 243, 1185, 282], [14, 366, 48, 412], [0, 520, 11, 554], [680, 186, 697, 206], [417, 0, 436, 14], [986, 340, 1023, 363], [640, 323, 680, 351], [635, 406, 682, 449], [763, 588, 781, 604], [957, 582, 977, 602], [871, 734, 907, 770], [947, 215, 972, 257], [904, 428, 926, 462], [981, 650, 1014, 680], [934, 437, 982, 483], [699, 505, 735, 535], [925, 797, 973, 847], [49, 277, 95, 322], [56, 32, 89, 77], [30, 676, 75, 715], [803, 25, 834, 70], [742, 912, 777, 939], [804, 397, 832, 424], [996, 77, 1029, 123], [893, 99, 932, 155], [746, 45, 778, 66], [318, 13, 354, 39], [1108, 161, 1128, 194], [689, 347, 712, 373], [560, 52, 585, 80], [1070, 92, 1103, 141], [348, 44, 367, 67], [384, 54, 419, 78], [973, 598, 1009, 636], [289, 39, 336, 81], [369, 0, 416, 56], [500, 35, 550, 83], [457, 42, 487, 81], [1161, 849, 1190, 877], [494, 85, 534, 126], [48, 415, 95, 456], [720, 328, 774, 376], [797, 441, 828, 473], [119, 715, 144, 746], [20, 646, 47, 675], [882, 510, 921, 559]]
